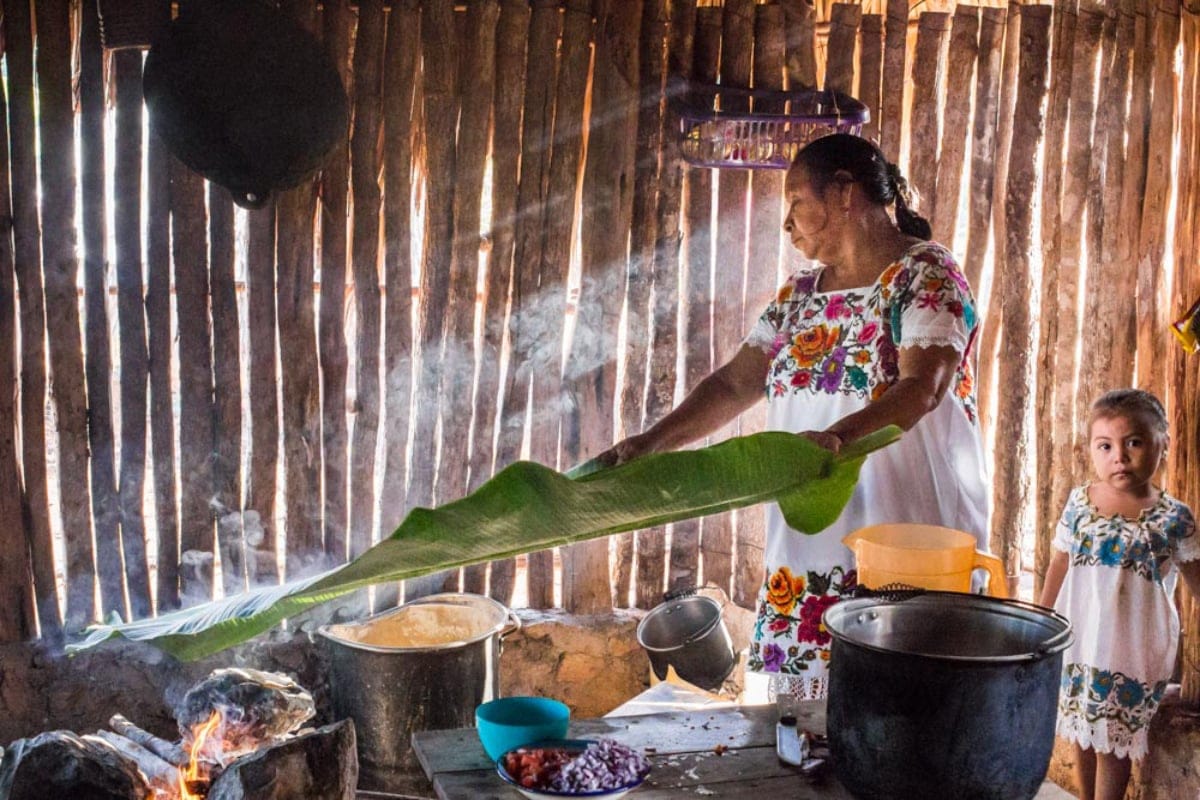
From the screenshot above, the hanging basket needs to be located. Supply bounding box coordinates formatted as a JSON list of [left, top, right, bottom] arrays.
[[673, 81, 869, 170]]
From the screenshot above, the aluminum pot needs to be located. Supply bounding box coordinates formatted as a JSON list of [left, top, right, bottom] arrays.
[[318, 593, 519, 786], [822, 592, 1072, 800], [636, 592, 737, 691]]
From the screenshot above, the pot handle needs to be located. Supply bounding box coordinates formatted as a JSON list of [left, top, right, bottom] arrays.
[[500, 609, 522, 639]]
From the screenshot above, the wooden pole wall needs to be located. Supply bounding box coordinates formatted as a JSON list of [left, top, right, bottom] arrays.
[[3, 2, 1200, 710]]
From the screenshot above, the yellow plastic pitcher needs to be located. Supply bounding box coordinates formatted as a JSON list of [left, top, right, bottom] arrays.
[[843, 523, 1008, 598]]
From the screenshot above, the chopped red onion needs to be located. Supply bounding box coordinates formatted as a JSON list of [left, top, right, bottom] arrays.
[[548, 738, 649, 793]]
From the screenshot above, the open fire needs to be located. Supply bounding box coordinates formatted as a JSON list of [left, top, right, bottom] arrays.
[[0, 668, 359, 800]]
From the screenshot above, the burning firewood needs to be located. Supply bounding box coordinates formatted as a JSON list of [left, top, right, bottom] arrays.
[[204, 720, 357, 800], [175, 668, 315, 759], [109, 714, 189, 767], [90, 730, 181, 791], [0, 730, 150, 800]]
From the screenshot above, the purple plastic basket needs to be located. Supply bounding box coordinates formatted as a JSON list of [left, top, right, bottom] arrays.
[[673, 82, 869, 170]]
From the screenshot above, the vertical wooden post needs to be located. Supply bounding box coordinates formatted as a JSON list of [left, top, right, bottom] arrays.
[[963, 6, 1006, 296], [991, 3, 1052, 582], [114, 50, 153, 616], [471, 0, 530, 605], [320, 0, 354, 569], [782, 0, 818, 90], [38, 0, 97, 626], [1135, 0, 1182, 401], [2, 0, 58, 632], [908, 12, 950, 216], [548, 0, 611, 613], [0, 49, 35, 641], [859, 14, 884, 144], [824, 3, 861, 97], [79, 1, 124, 619], [932, 5, 979, 246], [209, 188, 243, 595], [879, 0, 909, 163], [347, 0, 387, 570]]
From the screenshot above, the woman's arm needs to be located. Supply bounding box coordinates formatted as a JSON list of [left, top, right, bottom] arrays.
[[1039, 550, 1070, 608], [600, 343, 770, 464], [822, 343, 961, 447]]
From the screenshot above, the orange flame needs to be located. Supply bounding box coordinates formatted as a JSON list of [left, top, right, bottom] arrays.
[[178, 711, 222, 800]]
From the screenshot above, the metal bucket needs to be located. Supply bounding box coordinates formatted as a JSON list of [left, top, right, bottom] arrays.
[[636, 593, 737, 691], [318, 593, 520, 786], [823, 592, 1072, 800]]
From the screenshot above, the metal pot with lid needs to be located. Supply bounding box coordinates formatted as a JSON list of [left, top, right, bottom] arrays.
[[636, 588, 737, 691], [822, 591, 1072, 800]]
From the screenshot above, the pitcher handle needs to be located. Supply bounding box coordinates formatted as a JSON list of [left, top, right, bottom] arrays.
[[972, 552, 1009, 598]]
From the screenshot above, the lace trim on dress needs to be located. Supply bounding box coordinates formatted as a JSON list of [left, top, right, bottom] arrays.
[[899, 333, 966, 352], [1056, 711, 1149, 761], [768, 672, 828, 702]]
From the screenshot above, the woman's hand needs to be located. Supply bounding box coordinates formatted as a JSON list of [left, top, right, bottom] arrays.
[[799, 430, 843, 453], [596, 432, 657, 468]]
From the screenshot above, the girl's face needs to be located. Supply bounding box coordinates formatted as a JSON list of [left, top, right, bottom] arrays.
[[782, 167, 843, 262], [1089, 412, 1166, 494]]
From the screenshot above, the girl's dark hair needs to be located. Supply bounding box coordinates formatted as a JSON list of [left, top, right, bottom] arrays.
[[792, 133, 932, 240], [1090, 388, 1169, 436]]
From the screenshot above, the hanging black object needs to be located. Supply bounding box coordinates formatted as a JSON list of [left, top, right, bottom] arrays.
[[143, 0, 349, 209]]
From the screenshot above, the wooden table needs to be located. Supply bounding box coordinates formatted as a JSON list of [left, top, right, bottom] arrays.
[[412, 702, 1076, 799]]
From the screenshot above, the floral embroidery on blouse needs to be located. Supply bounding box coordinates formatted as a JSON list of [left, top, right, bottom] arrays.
[[756, 242, 979, 422], [748, 564, 856, 675], [1060, 663, 1166, 738], [1055, 486, 1199, 585]]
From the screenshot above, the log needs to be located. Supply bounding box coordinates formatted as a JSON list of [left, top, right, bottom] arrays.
[[320, 0, 353, 567], [109, 715, 188, 767], [439, 0, 498, 517], [91, 730, 179, 789], [244, 199, 280, 588], [963, 6, 1007, 297], [546, 0, 609, 613], [209, 185, 245, 595], [494, 0, 561, 609], [0, 731, 149, 800], [344, 0, 385, 569], [657, 0, 698, 598], [631, 0, 669, 612], [475, 0, 531, 605], [669, 4, 720, 595], [0, 59, 34, 642], [782, 0, 817, 90], [2, 0, 57, 633], [113, 50, 153, 618], [205, 720, 357, 800], [1032, 0, 1075, 596], [880, 0, 909, 163], [170, 155, 215, 601], [824, 3, 861, 96], [859, 14, 884, 144], [1134, 0, 1181, 400], [79, 0, 124, 621], [990, 3, 1051, 582], [563, 0, 641, 608], [908, 12, 951, 217], [38, 0, 96, 628], [378, 0, 419, 606], [932, 5, 979, 246]]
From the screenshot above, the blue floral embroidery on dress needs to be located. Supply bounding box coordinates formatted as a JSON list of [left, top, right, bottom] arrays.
[[1062, 663, 1165, 735]]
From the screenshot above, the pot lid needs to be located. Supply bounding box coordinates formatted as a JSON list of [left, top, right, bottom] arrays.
[[318, 592, 512, 653]]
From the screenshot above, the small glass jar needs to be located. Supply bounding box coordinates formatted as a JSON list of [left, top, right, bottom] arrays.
[[776, 714, 807, 766]]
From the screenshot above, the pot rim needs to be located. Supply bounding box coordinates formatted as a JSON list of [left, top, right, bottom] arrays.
[[317, 592, 516, 654], [636, 594, 724, 653], [823, 591, 1073, 664]]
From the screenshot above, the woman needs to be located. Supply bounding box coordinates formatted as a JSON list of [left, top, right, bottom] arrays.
[[601, 133, 990, 701]]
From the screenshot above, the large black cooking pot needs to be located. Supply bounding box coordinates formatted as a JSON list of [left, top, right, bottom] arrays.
[[143, 0, 349, 209], [822, 592, 1072, 800]]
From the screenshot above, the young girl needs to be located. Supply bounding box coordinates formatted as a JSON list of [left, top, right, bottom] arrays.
[[1040, 389, 1200, 800]]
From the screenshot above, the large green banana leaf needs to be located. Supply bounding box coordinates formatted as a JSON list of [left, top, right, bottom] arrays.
[[68, 427, 900, 661]]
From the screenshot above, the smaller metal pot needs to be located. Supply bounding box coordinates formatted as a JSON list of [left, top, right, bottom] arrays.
[[636, 593, 737, 691]]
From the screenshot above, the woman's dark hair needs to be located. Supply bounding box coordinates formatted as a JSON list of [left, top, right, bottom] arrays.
[[1090, 388, 1169, 437], [791, 133, 932, 240]]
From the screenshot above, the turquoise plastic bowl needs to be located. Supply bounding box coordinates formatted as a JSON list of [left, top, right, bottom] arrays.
[[475, 697, 571, 761]]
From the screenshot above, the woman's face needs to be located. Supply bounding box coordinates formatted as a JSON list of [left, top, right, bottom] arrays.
[[782, 166, 839, 262]]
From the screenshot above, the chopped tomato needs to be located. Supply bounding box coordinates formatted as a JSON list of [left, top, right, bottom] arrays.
[[502, 746, 575, 790]]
